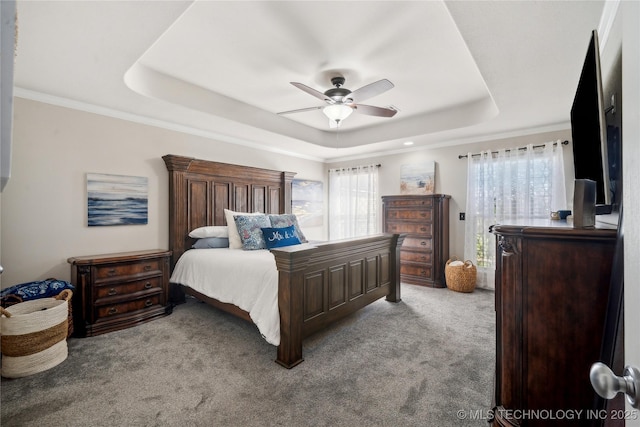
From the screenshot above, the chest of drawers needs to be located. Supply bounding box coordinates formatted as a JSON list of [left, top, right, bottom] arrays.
[[68, 249, 172, 337], [382, 195, 450, 287]]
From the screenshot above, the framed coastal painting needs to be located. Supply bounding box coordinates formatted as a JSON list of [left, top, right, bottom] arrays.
[[87, 173, 148, 226], [292, 179, 323, 227], [400, 162, 435, 195]]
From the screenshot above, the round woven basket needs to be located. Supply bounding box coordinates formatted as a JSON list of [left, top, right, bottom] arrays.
[[0, 290, 72, 378], [445, 258, 477, 293]]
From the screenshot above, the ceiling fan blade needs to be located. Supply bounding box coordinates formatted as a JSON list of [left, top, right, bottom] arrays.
[[353, 104, 398, 117], [277, 105, 324, 115], [346, 79, 394, 103], [290, 82, 332, 102]]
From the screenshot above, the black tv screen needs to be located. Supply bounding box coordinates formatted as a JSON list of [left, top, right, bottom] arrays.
[[570, 29, 611, 207]]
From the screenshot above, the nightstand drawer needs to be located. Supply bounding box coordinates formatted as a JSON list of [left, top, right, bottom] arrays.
[[387, 222, 432, 235], [96, 294, 162, 319], [94, 277, 162, 301], [94, 259, 162, 281]]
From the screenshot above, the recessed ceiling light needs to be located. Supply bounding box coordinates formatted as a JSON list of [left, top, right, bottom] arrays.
[[403, 141, 414, 146]]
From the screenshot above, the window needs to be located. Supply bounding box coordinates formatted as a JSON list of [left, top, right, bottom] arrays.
[[328, 165, 380, 240], [463, 143, 566, 288]]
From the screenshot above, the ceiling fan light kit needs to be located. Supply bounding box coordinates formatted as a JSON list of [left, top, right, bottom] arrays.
[[278, 76, 397, 128], [323, 104, 353, 126]]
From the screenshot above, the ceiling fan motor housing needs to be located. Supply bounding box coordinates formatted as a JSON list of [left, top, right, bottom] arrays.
[[325, 77, 352, 101]]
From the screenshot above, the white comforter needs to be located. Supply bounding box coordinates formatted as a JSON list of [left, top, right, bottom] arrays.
[[169, 248, 280, 346]]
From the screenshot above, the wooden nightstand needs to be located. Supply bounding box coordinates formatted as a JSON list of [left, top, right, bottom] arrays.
[[68, 249, 172, 337]]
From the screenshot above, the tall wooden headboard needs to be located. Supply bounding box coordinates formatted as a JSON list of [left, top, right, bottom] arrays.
[[163, 155, 296, 268]]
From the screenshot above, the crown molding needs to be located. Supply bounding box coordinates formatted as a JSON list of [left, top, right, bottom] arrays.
[[13, 87, 325, 162]]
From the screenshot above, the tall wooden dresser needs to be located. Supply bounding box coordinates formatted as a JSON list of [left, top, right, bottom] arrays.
[[490, 222, 617, 426], [382, 195, 450, 287]]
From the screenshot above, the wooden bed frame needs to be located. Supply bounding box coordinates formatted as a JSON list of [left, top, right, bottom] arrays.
[[163, 154, 404, 368]]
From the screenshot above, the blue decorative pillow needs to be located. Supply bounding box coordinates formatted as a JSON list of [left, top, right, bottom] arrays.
[[261, 225, 302, 249], [234, 214, 271, 250], [192, 237, 230, 249], [268, 214, 307, 242], [0, 279, 75, 302]]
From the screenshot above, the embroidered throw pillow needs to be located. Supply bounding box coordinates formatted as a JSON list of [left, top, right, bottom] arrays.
[[261, 225, 302, 249]]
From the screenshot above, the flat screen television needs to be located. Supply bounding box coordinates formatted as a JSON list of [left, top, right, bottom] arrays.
[[570, 29, 617, 212]]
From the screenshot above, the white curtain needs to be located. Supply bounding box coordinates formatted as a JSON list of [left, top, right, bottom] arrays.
[[328, 165, 380, 240], [464, 142, 567, 289]]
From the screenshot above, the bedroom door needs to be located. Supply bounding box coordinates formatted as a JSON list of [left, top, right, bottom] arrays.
[[591, 2, 639, 423], [623, 1, 640, 423]]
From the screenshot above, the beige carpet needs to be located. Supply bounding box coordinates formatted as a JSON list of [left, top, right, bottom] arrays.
[[1, 284, 495, 426]]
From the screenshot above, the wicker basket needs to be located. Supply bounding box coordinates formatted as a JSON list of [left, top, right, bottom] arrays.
[[445, 258, 477, 293], [0, 290, 72, 378]]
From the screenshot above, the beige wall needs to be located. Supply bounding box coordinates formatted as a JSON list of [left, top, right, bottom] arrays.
[[327, 129, 574, 261], [0, 99, 326, 286], [0, 97, 573, 288]]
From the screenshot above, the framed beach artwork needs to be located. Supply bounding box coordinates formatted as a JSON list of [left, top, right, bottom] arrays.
[[87, 173, 148, 226], [400, 162, 435, 195], [292, 179, 323, 227]]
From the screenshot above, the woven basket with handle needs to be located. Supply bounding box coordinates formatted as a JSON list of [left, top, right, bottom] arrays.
[[0, 289, 72, 378], [445, 258, 477, 293]]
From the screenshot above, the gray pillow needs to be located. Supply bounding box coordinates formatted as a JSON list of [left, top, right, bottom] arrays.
[[191, 237, 230, 249]]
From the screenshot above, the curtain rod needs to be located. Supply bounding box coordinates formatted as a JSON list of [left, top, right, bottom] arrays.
[[329, 164, 381, 171], [458, 140, 569, 159]]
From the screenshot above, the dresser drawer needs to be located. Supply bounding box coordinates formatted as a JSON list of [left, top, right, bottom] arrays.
[[96, 294, 162, 319], [401, 264, 433, 279], [386, 209, 433, 221], [402, 237, 433, 249], [93, 259, 162, 281], [94, 277, 162, 301], [384, 198, 433, 208], [401, 250, 432, 265], [386, 222, 433, 235]]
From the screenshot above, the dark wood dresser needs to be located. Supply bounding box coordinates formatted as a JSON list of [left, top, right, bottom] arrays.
[[491, 222, 617, 426], [382, 194, 450, 287], [68, 249, 172, 337]]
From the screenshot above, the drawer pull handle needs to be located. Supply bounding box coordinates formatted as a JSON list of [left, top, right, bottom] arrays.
[[107, 288, 117, 296], [420, 227, 427, 232], [144, 299, 153, 307], [107, 268, 116, 276], [420, 212, 426, 217], [108, 307, 118, 315], [144, 264, 152, 271], [420, 241, 427, 246], [144, 282, 152, 289]]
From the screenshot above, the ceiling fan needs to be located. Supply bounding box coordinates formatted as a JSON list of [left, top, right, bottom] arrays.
[[277, 76, 397, 128]]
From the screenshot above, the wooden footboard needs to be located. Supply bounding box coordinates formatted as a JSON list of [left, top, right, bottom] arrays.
[[163, 154, 405, 368], [271, 233, 404, 368]]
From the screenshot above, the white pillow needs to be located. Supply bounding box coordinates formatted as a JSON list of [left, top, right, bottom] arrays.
[[189, 225, 229, 239], [224, 209, 263, 249]]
